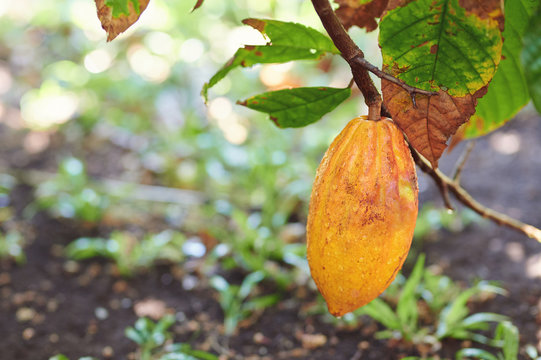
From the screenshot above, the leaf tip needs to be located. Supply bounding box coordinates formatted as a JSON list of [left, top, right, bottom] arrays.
[[270, 116, 282, 128], [242, 18, 265, 33]]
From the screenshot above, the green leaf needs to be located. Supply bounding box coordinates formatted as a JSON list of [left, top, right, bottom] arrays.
[[238, 271, 265, 299], [379, 0, 503, 96], [202, 19, 339, 101], [523, 3, 541, 114], [125, 327, 145, 345], [238, 86, 351, 128], [396, 254, 425, 332], [359, 298, 401, 330], [105, 0, 142, 17], [494, 322, 519, 360], [455, 348, 499, 360], [464, 0, 538, 138]]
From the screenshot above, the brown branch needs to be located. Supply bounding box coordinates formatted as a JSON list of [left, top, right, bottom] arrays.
[[410, 145, 454, 210], [412, 148, 541, 243], [311, 0, 541, 242], [311, 0, 382, 119], [311, 0, 436, 115]]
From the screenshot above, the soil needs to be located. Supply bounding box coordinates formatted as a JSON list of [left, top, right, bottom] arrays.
[[1, 110, 541, 360]]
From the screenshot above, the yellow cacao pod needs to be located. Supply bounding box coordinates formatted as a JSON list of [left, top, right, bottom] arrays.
[[306, 116, 418, 317]]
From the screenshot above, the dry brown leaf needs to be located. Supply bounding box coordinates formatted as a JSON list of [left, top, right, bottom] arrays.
[[335, 0, 389, 31], [95, 0, 150, 41], [382, 80, 487, 168], [459, 0, 504, 31]]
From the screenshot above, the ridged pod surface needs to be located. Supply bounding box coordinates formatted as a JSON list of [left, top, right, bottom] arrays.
[[307, 116, 418, 317]]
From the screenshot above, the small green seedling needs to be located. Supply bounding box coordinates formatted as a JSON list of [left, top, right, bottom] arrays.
[[0, 230, 26, 264], [358, 254, 508, 349], [34, 158, 109, 222], [126, 315, 218, 360], [126, 315, 176, 360], [210, 271, 280, 335], [455, 321, 519, 360], [66, 230, 186, 276]]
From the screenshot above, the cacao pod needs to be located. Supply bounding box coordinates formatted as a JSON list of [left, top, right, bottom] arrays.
[[306, 116, 418, 317]]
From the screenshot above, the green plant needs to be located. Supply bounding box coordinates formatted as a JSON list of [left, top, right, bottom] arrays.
[[50, 316, 217, 360], [204, 204, 309, 289], [34, 158, 109, 222], [126, 315, 176, 360], [455, 321, 519, 360], [0, 230, 26, 264], [210, 271, 280, 335], [65, 230, 186, 276], [126, 315, 219, 360], [358, 254, 508, 349]]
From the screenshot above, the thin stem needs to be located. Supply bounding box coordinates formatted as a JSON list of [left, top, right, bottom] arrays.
[[410, 146, 454, 211], [452, 141, 475, 183]]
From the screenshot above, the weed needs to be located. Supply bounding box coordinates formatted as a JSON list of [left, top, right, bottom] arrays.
[[0, 230, 26, 264], [33, 158, 109, 222], [65, 230, 186, 276], [354, 255, 507, 350], [210, 271, 280, 335]]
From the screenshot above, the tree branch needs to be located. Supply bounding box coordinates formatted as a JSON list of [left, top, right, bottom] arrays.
[[311, 0, 382, 119], [310, 0, 436, 115], [412, 148, 541, 243], [311, 0, 541, 243]]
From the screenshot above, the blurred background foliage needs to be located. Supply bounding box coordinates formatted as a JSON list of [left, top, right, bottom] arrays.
[[0, 0, 387, 279]]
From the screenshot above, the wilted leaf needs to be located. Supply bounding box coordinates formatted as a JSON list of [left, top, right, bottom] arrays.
[[202, 19, 339, 101], [522, 3, 541, 114], [334, 0, 389, 31], [95, 0, 150, 41], [237, 87, 351, 128], [383, 80, 487, 167], [379, 0, 503, 97], [460, 0, 537, 138]]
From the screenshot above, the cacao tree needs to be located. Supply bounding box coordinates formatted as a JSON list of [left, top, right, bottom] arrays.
[[92, 0, 541, 314]]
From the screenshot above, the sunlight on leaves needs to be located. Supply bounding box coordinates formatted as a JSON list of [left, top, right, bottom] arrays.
[[202, 19, 339, 102]]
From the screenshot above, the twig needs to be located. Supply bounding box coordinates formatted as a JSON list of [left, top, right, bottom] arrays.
[[452, 141, 475, 183], [350, 56, 438, 108], [412, 149, 541, 243], [410, 146, 454, 211]]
